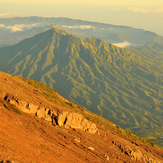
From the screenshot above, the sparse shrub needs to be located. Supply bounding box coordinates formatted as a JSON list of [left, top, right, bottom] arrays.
[[99, 113, 102, 117], [116, 125, 120, 129], [39, 127, 46, 133], [65, 102, 73, 107], [125, 129, 132, 135], [147, 140, 155, 147], [4, 102, 21, 115]]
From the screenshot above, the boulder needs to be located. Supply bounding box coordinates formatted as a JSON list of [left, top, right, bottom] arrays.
[[88, 147, 94, 151], [36, 108, 55, 122], [36, 107, 46, 118], [18, 100, 27, 110], [74, 138, 80, 143], [0, 161, 15, 163], [104, 154, 109, 161], [27, 103, 39, 114], [55, 111, 97, 134], [57, 111, 68, 127]]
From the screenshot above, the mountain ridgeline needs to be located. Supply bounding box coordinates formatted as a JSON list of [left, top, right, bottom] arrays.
[[0, 27, 162, 146], [0, 16, 157, 47]]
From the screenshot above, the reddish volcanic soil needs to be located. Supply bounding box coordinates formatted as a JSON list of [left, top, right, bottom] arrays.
[[0, 71, 163, 163]]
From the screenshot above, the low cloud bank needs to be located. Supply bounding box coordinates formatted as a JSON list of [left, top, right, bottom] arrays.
[[128, 7, 163, 13], [62, 25, 95, 30], [0, 23, 41, 32], [0, 12, 17, 18], [113, 41, 132, 48]]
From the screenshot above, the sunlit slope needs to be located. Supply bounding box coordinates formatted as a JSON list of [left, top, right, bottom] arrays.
[[128, 35, 163, 65], [0, 28, 162, 146]]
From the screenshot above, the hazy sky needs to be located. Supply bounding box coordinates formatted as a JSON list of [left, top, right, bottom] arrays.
[[0, 0, 163, 35]]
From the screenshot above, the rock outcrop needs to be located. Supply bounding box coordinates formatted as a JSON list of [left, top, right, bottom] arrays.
[[0, 161, 15, 163], [112, 141, 159, 163], [55, 111, 97, 134], [2, 94, 97, 134]]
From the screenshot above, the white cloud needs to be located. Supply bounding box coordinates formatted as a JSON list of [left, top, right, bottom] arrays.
[[0, 12, 17, 17], [1, 24, 41, 32], [128, 8, 149, 13], [62, 25, 95, 30], [6, 26, 23, 32], [128, 7, 163, 14], [80, 25, 95, 29], [113, 41, 131, 48], [0, 24, 5, 28]]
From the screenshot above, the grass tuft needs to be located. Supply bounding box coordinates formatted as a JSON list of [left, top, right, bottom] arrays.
[[4, 102, 22, 115]]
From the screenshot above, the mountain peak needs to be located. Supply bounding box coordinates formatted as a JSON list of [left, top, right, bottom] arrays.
[[48, 26, 68, 35], [0, 27, 162, 149]]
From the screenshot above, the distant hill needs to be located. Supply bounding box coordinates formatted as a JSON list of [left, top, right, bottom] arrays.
[[0, 27, 162, 146], [0, 16, 157, 47]]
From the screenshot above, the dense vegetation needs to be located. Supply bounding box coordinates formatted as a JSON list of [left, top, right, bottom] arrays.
[[0, 28, 162, 146]]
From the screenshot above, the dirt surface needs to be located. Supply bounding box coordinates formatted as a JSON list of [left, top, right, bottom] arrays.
[[0, 71, 163, 163]]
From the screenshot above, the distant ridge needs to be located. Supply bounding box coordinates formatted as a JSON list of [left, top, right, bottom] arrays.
[[0, 16, 158, 46]]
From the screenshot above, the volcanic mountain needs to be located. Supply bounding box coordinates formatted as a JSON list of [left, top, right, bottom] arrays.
[[0, 27, 162, 146], [0, 71, 163, 163]]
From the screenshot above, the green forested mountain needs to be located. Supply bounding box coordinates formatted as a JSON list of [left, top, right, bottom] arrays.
[[128, 35, 163, 64], [0, 28, 162, 146]]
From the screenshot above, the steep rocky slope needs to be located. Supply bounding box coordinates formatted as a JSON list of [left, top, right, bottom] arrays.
[[0, 71, 163, 163], [0, 27, 162, 146]]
